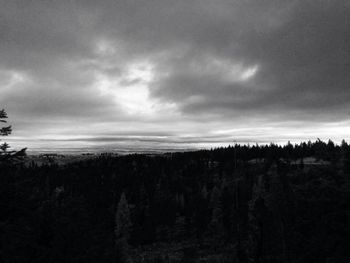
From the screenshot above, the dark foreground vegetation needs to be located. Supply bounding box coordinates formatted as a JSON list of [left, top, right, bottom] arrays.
[[1, 140, 350, 263]]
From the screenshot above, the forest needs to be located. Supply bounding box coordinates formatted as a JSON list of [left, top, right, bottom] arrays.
[[0, 139, 349, 263]]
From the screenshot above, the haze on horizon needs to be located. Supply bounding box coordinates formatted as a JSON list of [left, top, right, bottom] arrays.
[[1, 0, 350, 153]]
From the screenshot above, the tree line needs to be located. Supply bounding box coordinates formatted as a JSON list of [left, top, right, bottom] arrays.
[[0, 109, 349, 262]]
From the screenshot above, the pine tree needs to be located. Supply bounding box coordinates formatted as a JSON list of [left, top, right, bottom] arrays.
[[209, 186, 224, 247], [249, 163, 296, 263], [0, 109, 26, 163], [115, 192, 132, 263], [194, 185, 210, 239], [115, 192, 132, 240], [201, 185, 208, 200]]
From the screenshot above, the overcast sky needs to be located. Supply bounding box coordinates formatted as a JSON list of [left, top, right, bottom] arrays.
[[1, 0, 350, 152]]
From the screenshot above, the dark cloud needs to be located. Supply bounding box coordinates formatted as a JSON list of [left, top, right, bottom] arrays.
[[148, 1, 350, 119], [0, 0, 349, 149]]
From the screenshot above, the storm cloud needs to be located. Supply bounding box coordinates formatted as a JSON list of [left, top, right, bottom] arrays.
[[1, 0, 350, 151]]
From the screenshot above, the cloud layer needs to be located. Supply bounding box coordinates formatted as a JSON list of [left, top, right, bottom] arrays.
[[1, 0, 350, 151]]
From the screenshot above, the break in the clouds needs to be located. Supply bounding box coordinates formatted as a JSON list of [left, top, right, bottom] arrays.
[[1, 0, 350, 152]]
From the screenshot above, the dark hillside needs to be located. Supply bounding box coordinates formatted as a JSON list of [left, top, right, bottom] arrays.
[[0, 140, 349, 263]]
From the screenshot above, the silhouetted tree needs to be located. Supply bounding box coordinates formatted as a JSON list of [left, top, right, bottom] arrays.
[[115, 192, 132, 263], [209, 186, 224, 248], [0, 109, 26, 163]]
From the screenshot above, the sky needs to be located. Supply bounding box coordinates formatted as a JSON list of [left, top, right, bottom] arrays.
[[1, 0, 350, 153]]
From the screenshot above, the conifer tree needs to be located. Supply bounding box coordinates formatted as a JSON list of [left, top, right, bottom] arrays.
[[209, 186, 224, 246], [0, 109, 26, 163], [115, 192, 132, 263], [201, 185, 208, 200], [115, 192, 131, 240]]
